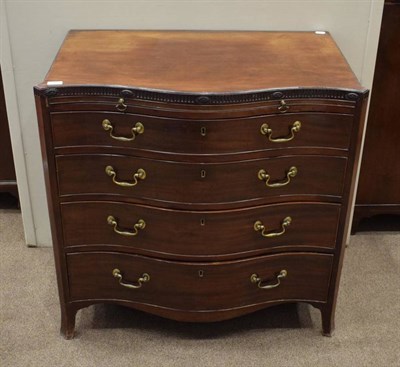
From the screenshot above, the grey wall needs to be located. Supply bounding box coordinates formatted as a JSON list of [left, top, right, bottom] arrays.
[[2, 0, 384, 246]]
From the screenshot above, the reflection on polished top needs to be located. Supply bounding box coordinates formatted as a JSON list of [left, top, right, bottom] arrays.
[[42, 30, 362, 92]]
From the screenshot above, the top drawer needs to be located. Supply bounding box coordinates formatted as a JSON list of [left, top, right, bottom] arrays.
[[50, 111, 353, 154]]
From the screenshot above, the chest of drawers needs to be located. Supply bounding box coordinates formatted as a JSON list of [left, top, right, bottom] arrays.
[[35, 31, 368, 339]]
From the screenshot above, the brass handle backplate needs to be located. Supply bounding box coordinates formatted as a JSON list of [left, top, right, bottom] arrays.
[[102, 119, 144, 141], [112, 269, 150, 289], [258, 166, 297, 188], [107, 215, 146, 236], [260, 121, 301, 143], [105, 166, 146, 187], [254, 217, 292, 238], [250, 270, 288, 289]]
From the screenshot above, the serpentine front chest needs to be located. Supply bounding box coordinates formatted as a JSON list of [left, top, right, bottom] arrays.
[[35, 30, 368, 338]]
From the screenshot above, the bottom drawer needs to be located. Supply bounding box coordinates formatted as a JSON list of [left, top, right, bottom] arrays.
[[67, 252, 333, 311]]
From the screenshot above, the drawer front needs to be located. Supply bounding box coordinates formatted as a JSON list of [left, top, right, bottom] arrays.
[[67, 252, 333, 309], [56, 154, 347, 203], [61, 201, 340, 258], [51, 112, 353, 153]]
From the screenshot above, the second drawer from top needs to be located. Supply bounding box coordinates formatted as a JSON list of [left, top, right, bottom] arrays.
[[56, 154, 347, 205]]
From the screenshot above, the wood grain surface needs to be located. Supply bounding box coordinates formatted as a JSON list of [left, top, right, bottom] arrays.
[[51, 111, 354, 154], [61, 201, 340, 259], [353, 1, 400, 230], [42, 31, 361, 92], [67, 251, 333, 311], [56, 154, 347, 204]]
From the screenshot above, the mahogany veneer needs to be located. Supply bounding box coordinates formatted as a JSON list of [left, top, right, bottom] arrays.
[[35, 30, 368, 338], [67, 252, 333, 312], [352, 0, 400, 231], [61, 202, 341, 258]]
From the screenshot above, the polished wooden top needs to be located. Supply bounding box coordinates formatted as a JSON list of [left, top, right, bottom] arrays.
[[42, 30, 362, 93]]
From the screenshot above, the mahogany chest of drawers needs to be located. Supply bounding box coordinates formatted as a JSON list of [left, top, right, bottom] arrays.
[[34, 31, 368, 339]]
